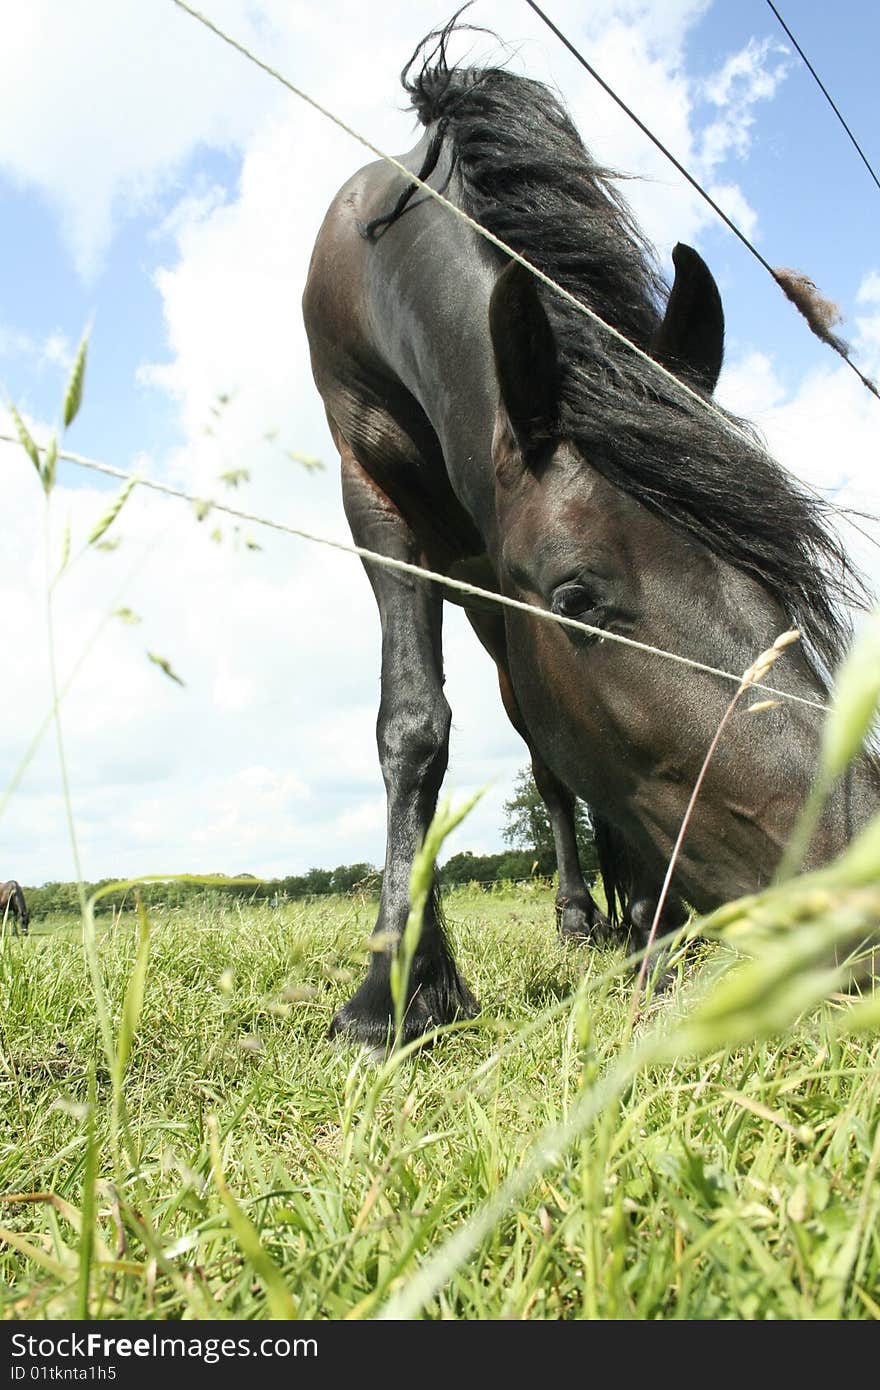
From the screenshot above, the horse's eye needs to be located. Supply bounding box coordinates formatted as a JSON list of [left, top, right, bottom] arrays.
[[551, 584, 599, 620]]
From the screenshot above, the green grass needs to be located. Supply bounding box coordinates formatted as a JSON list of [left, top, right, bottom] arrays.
[[1, 883, 877, 1320]]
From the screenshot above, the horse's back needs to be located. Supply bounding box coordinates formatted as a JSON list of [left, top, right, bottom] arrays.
[[304, 133, 501, 541], [304, 138, 435, 382]]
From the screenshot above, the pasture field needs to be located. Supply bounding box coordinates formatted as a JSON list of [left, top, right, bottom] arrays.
[[1, 882, 877, 1321]]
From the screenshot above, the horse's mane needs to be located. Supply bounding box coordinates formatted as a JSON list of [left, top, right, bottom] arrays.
[[392, 16, 862, 676]]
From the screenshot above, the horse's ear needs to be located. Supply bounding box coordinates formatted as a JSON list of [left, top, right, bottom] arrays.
[[651, 243, 725, 394], [489, 259, 560, 461]]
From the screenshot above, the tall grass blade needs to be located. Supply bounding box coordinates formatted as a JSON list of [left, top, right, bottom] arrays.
[[42, 433, 59, 496], [113, 899, 150, 1091], [55, 522, 71, 582], [63, 332, 89, 429], [88, 476, 137, 546], [77, 1066, 98, 1319], [147, 651, 185, 687], [208, 1118, 298, 1319], [779, 608, 880, 879], [8, 401, 42, 478]]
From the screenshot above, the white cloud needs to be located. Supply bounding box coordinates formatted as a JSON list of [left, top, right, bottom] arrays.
[[855, 271, 880, 360], [0, 324, 74, 375], [699, 37, 789, 166], [857, 272, 880, 305], [524, 10, 787, 259], [0, 0, 295, 276], [0, 0, 766, 279], [704, 183, 758, 243], [716, 349, 787, 416], [718, 275, 880, 596]]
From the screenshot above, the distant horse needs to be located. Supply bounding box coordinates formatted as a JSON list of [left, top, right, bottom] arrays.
[[303, 19, 878, 1044], [0, 881, 29, 935]]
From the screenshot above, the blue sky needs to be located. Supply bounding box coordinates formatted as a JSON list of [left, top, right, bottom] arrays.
[[0, 149, 244, 466], [2, 2, 877, 460], [687, 0, 879, 385], [2, 0, 879, 886]]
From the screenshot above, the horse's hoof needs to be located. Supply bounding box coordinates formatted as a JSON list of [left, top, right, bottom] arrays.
[[558, 903, 612, 944], [329, 975, 479, 1047]]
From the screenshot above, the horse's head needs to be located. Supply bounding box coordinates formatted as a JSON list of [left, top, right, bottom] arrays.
[[489, 246, 731, 667], [487, 248, 855, 907]]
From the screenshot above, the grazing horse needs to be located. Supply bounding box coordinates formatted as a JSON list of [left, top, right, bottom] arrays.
[[0, 881, 29, 935], [303, 21, 878, 1044]]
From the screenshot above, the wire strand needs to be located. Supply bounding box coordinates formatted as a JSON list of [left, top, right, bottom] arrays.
[[523, 0, 879, 399], [168, 0, 880, 559], [525, 0, 774, 271], [764, 0, 880, 195], [162, 3, 821, 457], [0, 430, 829, 713]]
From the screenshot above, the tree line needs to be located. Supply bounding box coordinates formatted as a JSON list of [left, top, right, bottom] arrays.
[[21, 769, 598, 918]]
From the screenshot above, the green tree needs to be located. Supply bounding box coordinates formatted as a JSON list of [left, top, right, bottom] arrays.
[[329, 862, 380, 894], [439, 849, 537, 886], [502, 767, 597, 875]]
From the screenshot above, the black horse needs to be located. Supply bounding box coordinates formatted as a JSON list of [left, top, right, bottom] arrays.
[[0, 880, 29, 935], [303, 20, 878, 1044]]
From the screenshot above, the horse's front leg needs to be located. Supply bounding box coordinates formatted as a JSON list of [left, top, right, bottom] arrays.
[[529, 757, 612, 943], [329, 443, 478, 1046]]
